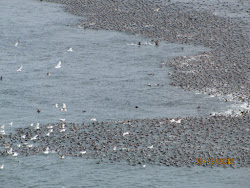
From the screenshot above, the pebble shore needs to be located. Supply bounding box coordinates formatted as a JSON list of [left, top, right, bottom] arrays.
[[1, 0, 249, 168]]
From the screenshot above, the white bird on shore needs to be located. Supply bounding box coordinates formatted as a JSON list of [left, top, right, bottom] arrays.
[[9, 122, 13, 127], [7, 148, 13, 155], [0, 164, 4, 170], [27, 144, 33, 148], [148, 145, 154, 149], [175, 119, 182, 124], [30, 123, 33, 127], [0, 130, 5, 135], [54, 103, 58, 108], [55, 61, 61, 68], [0, 125, 4, 129], [80, 151, 86, 155], [30, 135, 38, 140], [17, 144, 21, 148], [12, 152, 18, 157], [59, 128, 66, 132], [123, 131, 129, 136], [43, 147, 49, 154], [47, 125, 54, 129], [17, 66, 23, 72], [68, 47, 73, 52], [170, 119, 176, 123], [21, 134, 26, 139]]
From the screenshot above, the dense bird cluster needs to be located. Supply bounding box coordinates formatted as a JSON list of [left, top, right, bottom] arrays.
[[44, 0, 249, 103], [1, 0, 249, 168], [0, 112, 249, 168]]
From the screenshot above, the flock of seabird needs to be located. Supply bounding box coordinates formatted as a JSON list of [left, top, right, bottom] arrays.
[[1, 0, 249, 169]]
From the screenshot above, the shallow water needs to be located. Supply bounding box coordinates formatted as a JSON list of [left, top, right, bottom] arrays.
[[0, 0, 249, 187]]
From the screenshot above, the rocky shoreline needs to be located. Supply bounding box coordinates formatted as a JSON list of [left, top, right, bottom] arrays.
[[1, 0, 249, 168]]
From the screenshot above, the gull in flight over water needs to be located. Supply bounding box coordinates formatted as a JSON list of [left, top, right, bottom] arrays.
[[14, 40, 19, 46], [0, 164, 4, 170], [55, 61, 61, 68], [30, 135, 38, 140], [68, 47, 73, 52], [17, 66, 23, 72]]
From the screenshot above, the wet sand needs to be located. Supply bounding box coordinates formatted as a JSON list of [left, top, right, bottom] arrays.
[[1, 0, 249, 168]]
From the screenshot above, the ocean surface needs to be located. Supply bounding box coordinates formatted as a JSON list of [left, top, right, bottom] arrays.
[[0, 0, 249, 187]]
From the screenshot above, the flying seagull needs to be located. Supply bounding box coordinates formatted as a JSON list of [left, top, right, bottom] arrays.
[[55, 61, 61, 68]]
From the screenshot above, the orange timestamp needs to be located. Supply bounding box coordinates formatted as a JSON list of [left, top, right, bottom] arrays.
[[195, 158, 234, 165]]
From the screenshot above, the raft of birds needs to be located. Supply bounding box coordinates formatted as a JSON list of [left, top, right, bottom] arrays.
[[1, 0, 249, 169], [0, 111, 249, 168]]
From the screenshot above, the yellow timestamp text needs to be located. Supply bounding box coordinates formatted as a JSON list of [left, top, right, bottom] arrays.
[[194, 158, 234, 165]]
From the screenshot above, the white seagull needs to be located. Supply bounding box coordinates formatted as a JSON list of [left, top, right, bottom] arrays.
[[9, 122, 13, 126], [91, 118, 97, 122], [12, 152, 18, 157], [43, 147, 49, 154], [30, 135, 38, 140], [17, 66, 23, 72], [148, 145, 154, 149], [123, 131, 129, 136], [55, 61, 61, 68], [35, 123, 40, 130], [61, 103, 67, 111], [60, 118, 66, 122], [68, 48, 73, 52], [80, 151, 86, 155], [14, 40, 19, 46], [0, 164, 4, 170]]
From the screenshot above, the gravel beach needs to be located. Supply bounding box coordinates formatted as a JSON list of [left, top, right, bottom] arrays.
[[1, 0, 249, 168]]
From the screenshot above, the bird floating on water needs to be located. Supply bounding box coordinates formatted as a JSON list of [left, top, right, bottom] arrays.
[[68, 48, 73, 52], [91, 118, 97, 122], [60, 119, 66, 122], [17, 66, 23, 72], [61, 103, 67, 111], [55, 61, 61, 68]]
